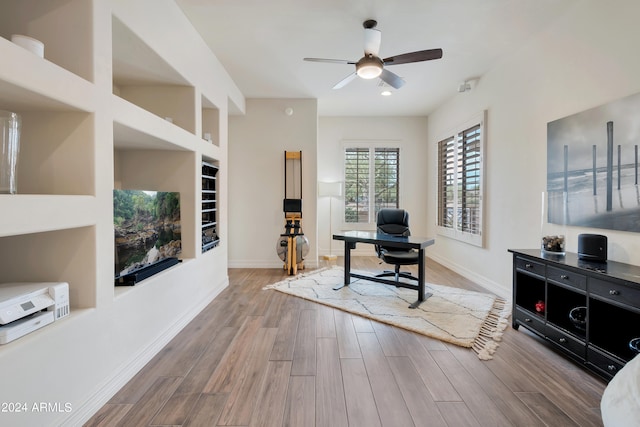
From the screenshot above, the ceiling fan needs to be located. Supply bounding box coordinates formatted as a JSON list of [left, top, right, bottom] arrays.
[[304, 19, 443, 90]]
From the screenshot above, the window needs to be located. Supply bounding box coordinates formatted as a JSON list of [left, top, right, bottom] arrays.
[[436, 113, 485, 246], [344, 146, 399, 224]]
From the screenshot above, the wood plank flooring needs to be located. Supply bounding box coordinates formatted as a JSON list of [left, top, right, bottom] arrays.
[[84, 257, 606, 427]]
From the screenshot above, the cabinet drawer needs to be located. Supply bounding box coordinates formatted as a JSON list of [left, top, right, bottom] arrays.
[[547, 266, 586, 291], [515, 257, 545, 278], [515, 307, 545, 335], [589, 278, 640, 308], [545, 324, 585, 358], [587, 346, 625, 379]]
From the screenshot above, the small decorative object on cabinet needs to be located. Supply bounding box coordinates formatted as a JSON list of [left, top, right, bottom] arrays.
[[541, 234, 565, 255], [202, 160, 219, 252], [510, 249, 640, 380]]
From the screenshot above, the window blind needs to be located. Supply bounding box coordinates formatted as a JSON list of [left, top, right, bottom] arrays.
[[374, 148, 399, 213], [437, 136, 456, 228], [344, 146, 400, 224], [344, 148, 370, 223], [436, 116, 483, 244], [460, 124, 481, 234]]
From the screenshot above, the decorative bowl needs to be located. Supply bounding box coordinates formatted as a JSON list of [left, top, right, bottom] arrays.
[[568, 306, 587, 331]]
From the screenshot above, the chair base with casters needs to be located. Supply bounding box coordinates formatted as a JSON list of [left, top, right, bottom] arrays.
[[376, 249, 420, 283]]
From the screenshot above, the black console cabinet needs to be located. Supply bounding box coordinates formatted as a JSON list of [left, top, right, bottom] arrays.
[[509, 249, 640, 380]]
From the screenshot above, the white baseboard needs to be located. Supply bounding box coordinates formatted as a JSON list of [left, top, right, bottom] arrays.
[[427, 253, 511, 300], [66, 277, 229, 427]]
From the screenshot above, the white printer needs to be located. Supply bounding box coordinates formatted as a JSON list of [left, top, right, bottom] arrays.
[[0, 282, 70, 344]]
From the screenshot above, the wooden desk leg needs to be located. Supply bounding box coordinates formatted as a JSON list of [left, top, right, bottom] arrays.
[[409, 248, 432, 309], [333, 241, 354, 290]]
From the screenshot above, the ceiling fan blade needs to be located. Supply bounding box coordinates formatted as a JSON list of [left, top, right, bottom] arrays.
[[332, 72, 357, 90], [379, 69, 405, 89], [363, 28, 381, 56], [383, 48, 443, 66], [304, 57, 355, 64]]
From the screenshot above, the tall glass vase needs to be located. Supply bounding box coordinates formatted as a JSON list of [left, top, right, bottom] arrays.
[[541, 191, 566, 256], [0, 111, 21, 194]]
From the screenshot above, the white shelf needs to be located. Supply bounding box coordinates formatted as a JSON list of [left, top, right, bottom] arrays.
[[113, 95, 194, 151], [0, 37, 95, 113], [0, 195, 96, 238], [114, 258, 191, 299], [198, 137, 222, 160], [0, 308, 93, 356]]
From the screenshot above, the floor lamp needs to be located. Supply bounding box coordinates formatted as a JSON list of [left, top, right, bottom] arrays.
[[318, 181, 342, 260]]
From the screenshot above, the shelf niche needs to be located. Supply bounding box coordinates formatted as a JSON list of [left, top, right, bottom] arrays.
[[16, 111, 94, 195], [112, 16, 195, 135], [201, 95, 220, 146], [114, 148, 197, 261], [115, 85, 196, 135], [0, 0, 94, 83], [0, 226, 96, 310]]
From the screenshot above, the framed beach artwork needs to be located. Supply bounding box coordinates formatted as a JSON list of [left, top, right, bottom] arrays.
[[547, 91, 640, 233]]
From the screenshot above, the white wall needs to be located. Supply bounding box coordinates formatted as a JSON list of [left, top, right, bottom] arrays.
[[426, 0, 640, 297], [318, 117, 429, 257], [229, 114, 428, 263], [228, 99, 318, 268]]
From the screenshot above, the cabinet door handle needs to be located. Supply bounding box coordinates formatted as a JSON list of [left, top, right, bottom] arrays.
[[560, 275, 569, 280], [607, 365, 617, 372], [524, 318, 532, 323], [609, 290, 620, 296], [559, 338, 567, 343], [525, 263, 533, 269]]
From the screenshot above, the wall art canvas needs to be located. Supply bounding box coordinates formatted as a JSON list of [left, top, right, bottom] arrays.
[[547, 91, 640, 233]]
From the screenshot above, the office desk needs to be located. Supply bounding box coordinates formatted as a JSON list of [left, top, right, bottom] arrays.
[[333, 231, 435, 308]]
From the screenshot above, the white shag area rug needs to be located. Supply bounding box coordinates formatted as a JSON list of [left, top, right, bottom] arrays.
[[265, 266, 511, 360]]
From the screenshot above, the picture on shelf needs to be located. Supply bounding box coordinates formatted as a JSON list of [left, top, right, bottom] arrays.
[[114, 190, 181, 279]]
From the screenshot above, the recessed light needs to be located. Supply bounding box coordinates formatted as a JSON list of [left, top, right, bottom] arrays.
[[381, 90, 392, 96]]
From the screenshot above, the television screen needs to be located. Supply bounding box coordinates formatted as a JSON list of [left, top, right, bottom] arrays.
[[114, 190, 181, 280]]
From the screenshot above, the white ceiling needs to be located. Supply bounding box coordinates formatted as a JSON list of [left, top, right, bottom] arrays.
[[175, 0, 578, 116]]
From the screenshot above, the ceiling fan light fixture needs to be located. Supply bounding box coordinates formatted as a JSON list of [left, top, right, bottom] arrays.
[[304, 20, 443, 91], [357, 65, 382, 79], [356, 55, 383, 79]]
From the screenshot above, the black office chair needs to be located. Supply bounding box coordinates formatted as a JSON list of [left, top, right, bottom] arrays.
[[375, 208, 420, 283]]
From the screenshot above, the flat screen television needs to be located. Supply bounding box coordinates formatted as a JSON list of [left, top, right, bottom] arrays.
[[114, 190, 181, 284]]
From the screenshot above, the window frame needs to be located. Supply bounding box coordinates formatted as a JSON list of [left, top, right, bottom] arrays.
[[435, 112, 486, 247], [342, 141, 402, 230]]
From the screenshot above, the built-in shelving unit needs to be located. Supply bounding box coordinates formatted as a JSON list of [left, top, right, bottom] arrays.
[[0, 0, 98, 316], [0, 1, 237, 425]]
